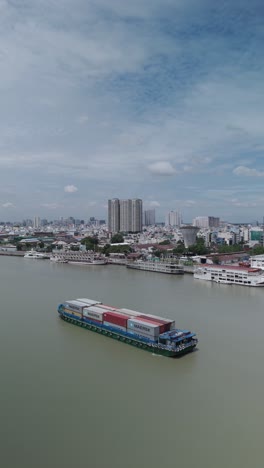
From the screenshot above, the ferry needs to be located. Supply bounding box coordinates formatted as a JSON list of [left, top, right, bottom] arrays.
[[194, 264, 264, 286], [57, 298, 197, 357], [127, 261, 184, 275], [50, 252, 107, 265]]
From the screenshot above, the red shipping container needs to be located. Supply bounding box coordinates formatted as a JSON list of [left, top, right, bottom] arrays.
[[137, 315, 169, 334], [103, 311, 128, 328]]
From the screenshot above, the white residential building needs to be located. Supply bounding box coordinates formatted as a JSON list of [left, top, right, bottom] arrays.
[[166, 211, 182, 227], [144, 209, 155, 226]]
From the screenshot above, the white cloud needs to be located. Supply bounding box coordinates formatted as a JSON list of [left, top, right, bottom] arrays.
[[2, 202, 14, 208], [77, 115, 89, 124], [233, 166, 264, 177], [41, 203, 61, 209], [148, 161, 177, 176], [148, 200, 161, 207], [64, 185, 78, 193]]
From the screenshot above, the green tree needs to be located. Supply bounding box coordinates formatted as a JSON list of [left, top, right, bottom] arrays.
[[81, 236, 99, 251], [111, 233, 124, 244]]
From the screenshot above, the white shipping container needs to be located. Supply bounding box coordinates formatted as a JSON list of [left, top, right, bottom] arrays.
[[83, 306, 104, 321], [118, 308, 142, 317], [103, 321, 127, 332], [77, 298, 101, 306], [127, 318, 160, 337], [64, 300, 88, 313]]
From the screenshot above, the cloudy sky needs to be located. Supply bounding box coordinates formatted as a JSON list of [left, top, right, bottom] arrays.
[[0, 0, 263, 222]]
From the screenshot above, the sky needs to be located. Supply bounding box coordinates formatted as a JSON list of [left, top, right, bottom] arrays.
[[0, 0, 264, 223]]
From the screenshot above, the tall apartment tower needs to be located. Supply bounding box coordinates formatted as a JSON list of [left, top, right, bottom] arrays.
[[165, 211, 182, 227], [120, 199, 132, 232], [108, 198, 120, 233], [144, 209, 155, 226], [108, 198, 142, 233], [33, 216, 41, 229], [131, 199, 143, 232]]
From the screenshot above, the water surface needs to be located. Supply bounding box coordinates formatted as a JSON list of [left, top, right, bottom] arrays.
[[0, 256, 263, 468]]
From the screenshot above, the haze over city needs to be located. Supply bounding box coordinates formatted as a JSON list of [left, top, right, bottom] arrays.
[[0, 0, 263, 222]]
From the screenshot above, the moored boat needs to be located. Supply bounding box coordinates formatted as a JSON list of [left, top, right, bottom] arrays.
[[127, 261, 184, 275], [24, 250, 49, 259], [194, 264, 264, 286], [57, 298, 197, 357]]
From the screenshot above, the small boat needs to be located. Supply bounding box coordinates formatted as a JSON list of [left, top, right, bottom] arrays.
[[24, 250, 49, 259]]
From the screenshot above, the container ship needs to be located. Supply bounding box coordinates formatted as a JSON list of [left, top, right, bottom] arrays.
[[57, 298, 198, 357]]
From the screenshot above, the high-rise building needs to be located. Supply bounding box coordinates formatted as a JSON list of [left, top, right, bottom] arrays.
[[108, 198, 142, 233], [144, 209, 155, 226], [120, 199, 132, 232], [131, 199, 142, 232], [108, 198, 120, 233], [165, 211, 182, 227], [193, 216, 220, 228], [33, 216, 40, 229]]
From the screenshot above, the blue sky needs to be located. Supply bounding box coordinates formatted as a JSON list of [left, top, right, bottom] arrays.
[[0, 0, 263, 222]]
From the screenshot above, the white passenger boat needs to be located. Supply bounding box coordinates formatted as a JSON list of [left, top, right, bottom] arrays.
[[194, 264, 264, 286], [127, 261, 184, 275], [24, 251, 49, 259]]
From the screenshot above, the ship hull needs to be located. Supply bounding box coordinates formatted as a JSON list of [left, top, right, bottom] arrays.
[[58, 312, 196, 358]]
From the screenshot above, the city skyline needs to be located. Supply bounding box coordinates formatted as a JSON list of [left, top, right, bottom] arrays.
[[0, 1, 263, 221]]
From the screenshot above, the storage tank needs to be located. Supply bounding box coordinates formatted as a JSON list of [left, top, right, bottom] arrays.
[[180, 226, 199, 248]]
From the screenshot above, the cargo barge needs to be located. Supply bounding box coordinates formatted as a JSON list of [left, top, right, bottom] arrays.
[[57, 298, 198, 357]]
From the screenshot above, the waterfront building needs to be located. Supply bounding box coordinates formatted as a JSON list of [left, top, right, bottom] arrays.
[[144, 210, 155, 226]]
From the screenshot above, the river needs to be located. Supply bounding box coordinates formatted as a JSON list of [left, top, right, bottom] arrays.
[[0, 256, 263, 468]]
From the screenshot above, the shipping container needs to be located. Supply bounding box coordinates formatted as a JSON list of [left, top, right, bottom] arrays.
[[64, 300, 88, 313], [83, 306, 105, 322], [127, 318, 160, 337], [103, 321, 127, 332], [137, 315, 170, 334], [97, 304, 117, 312], [128, 329, 158, 342], [77, 298, 101, 306], [103, 311, 128, 328], [142, 312, 175, 327], [118, 308, 142, 317], [64, 308, 82, 317], [83, 316, 101, 325]]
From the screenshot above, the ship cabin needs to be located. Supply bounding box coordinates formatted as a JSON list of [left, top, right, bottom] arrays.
[[158, 329, 196, 349]]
